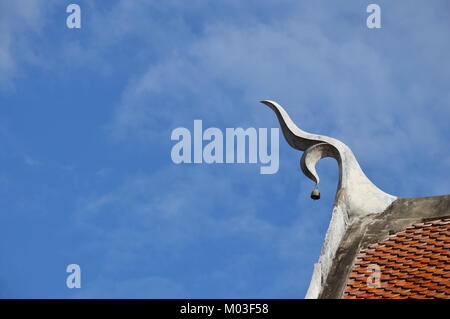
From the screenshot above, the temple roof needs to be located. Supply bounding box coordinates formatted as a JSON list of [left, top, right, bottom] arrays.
[[343, 217, 450, 299], [317, 195, 450, 298], [261, 100, 450, 299]]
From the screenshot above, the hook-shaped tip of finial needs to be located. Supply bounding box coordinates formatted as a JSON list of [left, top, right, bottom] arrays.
[[260, 100, 278, 110], [260, 99, 321, 151]]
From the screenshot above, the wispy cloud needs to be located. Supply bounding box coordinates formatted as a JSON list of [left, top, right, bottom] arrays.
[[73, 165, 327, 297], [109, 0, 450, 197], [0, 0, 57, 91]]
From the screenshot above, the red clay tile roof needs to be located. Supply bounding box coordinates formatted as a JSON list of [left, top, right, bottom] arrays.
[[343, 218, 450, 299]]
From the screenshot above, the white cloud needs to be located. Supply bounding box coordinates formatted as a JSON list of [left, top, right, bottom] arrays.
[[0, 0, 55, 91], [73, 165, 328, 297], [109, 0, 450, 196]]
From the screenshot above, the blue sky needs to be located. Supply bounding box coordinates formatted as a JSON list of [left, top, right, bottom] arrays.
[[0, 0, 449, 298]]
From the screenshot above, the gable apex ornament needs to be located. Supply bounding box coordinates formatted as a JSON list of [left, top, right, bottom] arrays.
[[261, 100, 450, 299], [261, 100, 396, 219]]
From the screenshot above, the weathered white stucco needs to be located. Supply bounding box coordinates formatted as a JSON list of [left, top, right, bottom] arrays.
[[261, 100, 397, 299]]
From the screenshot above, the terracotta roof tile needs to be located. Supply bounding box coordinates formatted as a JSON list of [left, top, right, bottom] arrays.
[[343, 218, 450, 299]]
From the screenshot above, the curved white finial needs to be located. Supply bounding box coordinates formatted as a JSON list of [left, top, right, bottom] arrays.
[[261, 100, 396, 218]]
